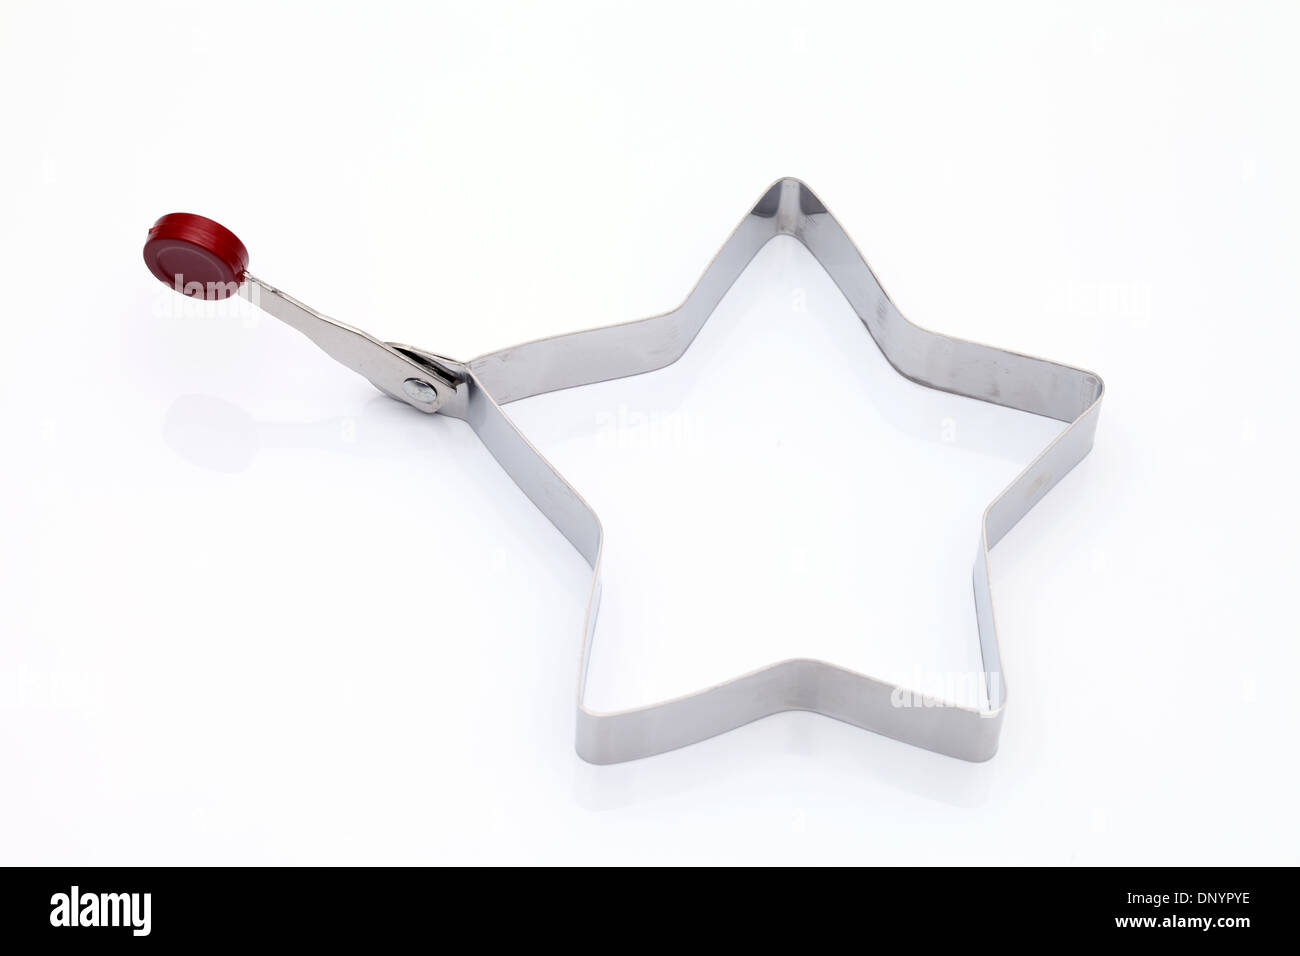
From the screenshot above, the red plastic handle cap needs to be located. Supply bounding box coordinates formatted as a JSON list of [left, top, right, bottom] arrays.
[[143, 213, 249, 300]]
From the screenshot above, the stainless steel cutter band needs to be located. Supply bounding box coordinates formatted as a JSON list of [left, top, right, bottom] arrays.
[[168, 178, 1103, 763]]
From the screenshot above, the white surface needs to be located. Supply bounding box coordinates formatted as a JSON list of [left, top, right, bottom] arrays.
[[1, 0, 1297, 865]]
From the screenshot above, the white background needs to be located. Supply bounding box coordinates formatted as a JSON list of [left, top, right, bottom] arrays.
[[1, 1, 1297, 864]]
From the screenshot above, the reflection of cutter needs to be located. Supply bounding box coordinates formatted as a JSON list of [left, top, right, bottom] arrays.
[[143, 179, 1104, 763]]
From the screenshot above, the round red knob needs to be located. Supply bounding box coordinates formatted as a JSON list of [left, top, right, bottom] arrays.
[[143, 213, 249, 300]]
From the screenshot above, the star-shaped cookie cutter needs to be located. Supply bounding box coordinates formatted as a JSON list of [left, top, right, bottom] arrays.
[[144, 179, 1104, 763]]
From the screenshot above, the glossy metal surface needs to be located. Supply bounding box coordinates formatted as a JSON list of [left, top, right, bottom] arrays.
[[231, 179, 1104, 763], [239, 276, 462, 414]]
